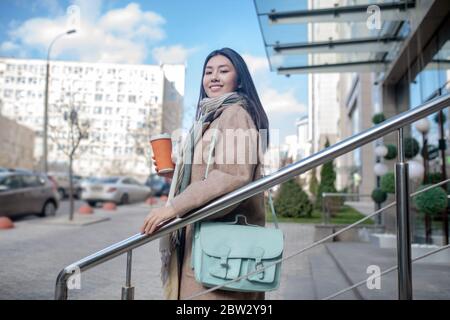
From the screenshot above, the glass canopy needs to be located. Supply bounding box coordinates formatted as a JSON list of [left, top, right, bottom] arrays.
[[254, 0, 415, 74]]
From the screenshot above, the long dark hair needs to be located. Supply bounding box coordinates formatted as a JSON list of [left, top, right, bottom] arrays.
[[196, 48, 270, 148]]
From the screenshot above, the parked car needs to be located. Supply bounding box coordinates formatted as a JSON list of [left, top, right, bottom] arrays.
[[81, 176, 151, 207], [0, 171, 59, 218], [47, 172, 83, 199], [145, 174, 171, 197]]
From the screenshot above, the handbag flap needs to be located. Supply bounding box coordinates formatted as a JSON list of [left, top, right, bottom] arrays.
[[199, 222, 283, 259]]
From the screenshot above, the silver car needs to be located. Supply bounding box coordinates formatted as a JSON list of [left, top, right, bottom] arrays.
[[81, 176, 151, 207], [0, 171, 60, 218]]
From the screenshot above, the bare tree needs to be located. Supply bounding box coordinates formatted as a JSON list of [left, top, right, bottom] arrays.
[[130, 107, 155, 176], [48, 92, 94, 221]]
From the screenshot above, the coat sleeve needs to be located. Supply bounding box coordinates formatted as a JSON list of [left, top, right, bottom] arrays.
[[169, 104, 259, 218]]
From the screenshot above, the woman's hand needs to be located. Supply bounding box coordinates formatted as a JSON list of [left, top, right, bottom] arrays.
[[152, 156, 174, 179], [141, 205, 177, 235]]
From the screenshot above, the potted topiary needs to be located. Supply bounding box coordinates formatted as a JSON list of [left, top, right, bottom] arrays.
[[380, 172, 396, 194], [414, 185, 448, 244], [372, 113, 386, 125], [383, 144, 398, 160], [371, 187, 387, 204], [403, 137, 420, 159]]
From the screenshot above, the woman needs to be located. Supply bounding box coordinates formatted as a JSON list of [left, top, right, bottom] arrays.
[[141, 48, 269, 300]]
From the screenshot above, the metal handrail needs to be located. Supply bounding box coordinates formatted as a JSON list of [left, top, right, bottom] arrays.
[[185, 179, 450, 300], [55, 93, 450, 300]]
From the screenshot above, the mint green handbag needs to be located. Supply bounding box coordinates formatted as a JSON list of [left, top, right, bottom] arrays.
[[191, 212, 283, 292], [190, 124, 284, 292]]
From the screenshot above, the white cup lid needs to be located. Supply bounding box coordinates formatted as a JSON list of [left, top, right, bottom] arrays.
[[150, 133, 171, 141]]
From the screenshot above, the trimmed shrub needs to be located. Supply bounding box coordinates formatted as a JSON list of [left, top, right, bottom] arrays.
[[384, 144, 397, 160], [274, 179, 313, 218], [414, 185, 448, 216], [371, 188, 388, 204], [316, 138, 338, 208], [372, 113, 386, 125], [309, 167, 319, 199], [428, 172, 443, 185], [433, 112, 446, 124], [404, 137, 420, 159], [380, 172, 396, 194]]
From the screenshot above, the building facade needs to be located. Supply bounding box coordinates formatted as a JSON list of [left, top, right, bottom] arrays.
[[0, 115, 35, 170], [0, 58, 185, 180]]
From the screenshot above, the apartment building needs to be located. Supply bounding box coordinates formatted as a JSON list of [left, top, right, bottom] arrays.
[[0, 58, 184, 180]]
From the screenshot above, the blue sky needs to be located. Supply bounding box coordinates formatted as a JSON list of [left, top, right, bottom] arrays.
[[0, 0, 309, 143]]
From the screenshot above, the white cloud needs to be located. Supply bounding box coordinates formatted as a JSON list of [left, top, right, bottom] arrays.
[[99, 3, 165, 40], [242, 54, 269, 76], [260, 87, 307, 114], [0, 41, 19, 52], [1, 2, 167, 64], [152, 45, 198, 64], [240, 54, 306, 115]]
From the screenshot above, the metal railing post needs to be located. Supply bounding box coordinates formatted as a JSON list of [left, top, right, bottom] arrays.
[[121, 250, 135, 300], [395, 128, 413, 300]]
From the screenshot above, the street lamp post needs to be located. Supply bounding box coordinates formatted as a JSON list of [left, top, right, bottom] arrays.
[[43, 29, 76, 173], [415, 118, 431, 243]]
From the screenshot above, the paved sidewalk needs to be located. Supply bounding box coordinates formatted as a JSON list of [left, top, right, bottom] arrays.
[[0, 202, 164, 300], [3, 201, 447, 300], [0, 201, 318, 300]]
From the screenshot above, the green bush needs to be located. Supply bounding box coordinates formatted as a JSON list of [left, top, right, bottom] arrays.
[[428, 172, 443, 184], [315, 138, 338, 208], [309, 167, 319, 198], [414, 185, 448, 216], [433, 112, 446, 124], [372, 113, 386, 125], [380, 172, 396, 194], [404, 137, 419, 159], [274, 179, 313, 218], [384, 144, 397, 160], [371, 188, 388, 204]]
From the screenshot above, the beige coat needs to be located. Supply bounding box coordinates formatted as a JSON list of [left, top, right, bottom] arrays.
[[169, 103, 266, 300]]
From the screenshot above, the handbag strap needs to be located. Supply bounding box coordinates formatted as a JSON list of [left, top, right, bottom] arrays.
[[203, 120, 279, 229]]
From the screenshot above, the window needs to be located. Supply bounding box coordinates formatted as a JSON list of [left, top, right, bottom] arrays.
[[4, 89, 12, 98], [1, 175, 22, 189], [128, 95, 136, 103], [122, 178, 132, 184], [105, 107, 112, 115], [22, 175, 41, 187], [117, 95, 125, 102], [93, 106, 102, 114], [95, 94, 102, 102], [16, 90, 25, 100]]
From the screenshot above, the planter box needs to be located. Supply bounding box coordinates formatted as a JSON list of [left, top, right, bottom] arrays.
[[370, 233, 397, 248]]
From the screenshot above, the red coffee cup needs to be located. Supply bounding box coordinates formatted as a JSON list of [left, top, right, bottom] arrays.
[[150, 133, 174, 174]]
